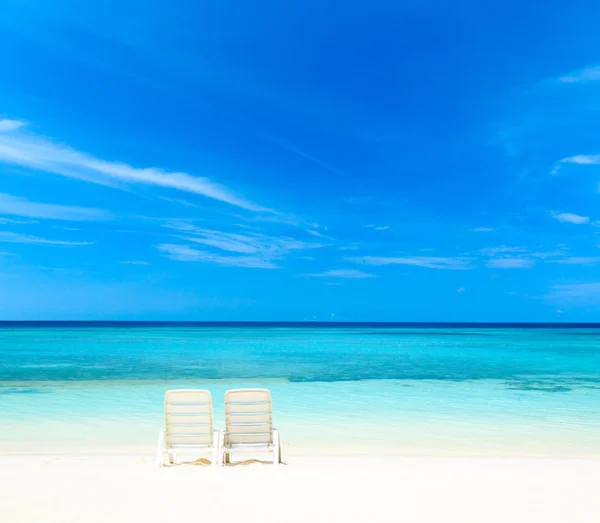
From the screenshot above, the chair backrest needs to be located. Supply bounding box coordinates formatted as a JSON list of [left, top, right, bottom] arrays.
[[164, 389, 213, 447], [224, 388, 273, 446]]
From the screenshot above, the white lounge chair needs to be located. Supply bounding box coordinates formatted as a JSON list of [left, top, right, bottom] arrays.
[[221, 388, 282, 465], [156, 389, 219, 466]]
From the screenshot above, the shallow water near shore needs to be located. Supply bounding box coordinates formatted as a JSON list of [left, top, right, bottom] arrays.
[[1, 323, 599, 456]]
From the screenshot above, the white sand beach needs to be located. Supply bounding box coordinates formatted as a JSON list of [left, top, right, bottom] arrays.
[[1, 455, 598, 523]]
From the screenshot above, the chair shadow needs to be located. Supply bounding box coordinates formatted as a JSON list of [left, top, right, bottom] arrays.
[[165, 458, 288, 467]]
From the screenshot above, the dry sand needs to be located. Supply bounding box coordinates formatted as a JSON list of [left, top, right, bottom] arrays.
[[0, 455, 599, 522]]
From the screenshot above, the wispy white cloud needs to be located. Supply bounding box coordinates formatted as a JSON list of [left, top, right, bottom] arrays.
[[120, 261, 150, 266], [305, 269, 378, 279], [157, 243, 279, 269], [363, 225, 389, 231], [558, 65, 600, 84], [0, 193, 109, 221], [547, 256, 600, 265], [347, 245, 581, 273], [0, 119, 268, 212], [552, 212, 590, 224], [530, 249, 569, 260], [558, 154, 600, 165], [480, 244, 568, 268], [0, 231, 93, 246], [235, 212, 308, 228], [348, 255, 471, 270], [0, 119, 27, 132], [553, 154, 600, 174], [159, 222, 325, 269], [180, 232, 262, 254], [457, 287, 466, 294], [472, 227, 493, 233], [486, 258, 535, 269], [165, 222, 325, 258], [0, 217, 38, 225], [305, 229, 336, 240], [479, 245, 528, 256], [481, 245, 566, 258]]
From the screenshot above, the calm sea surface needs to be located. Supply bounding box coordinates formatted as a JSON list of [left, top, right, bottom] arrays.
[[1, 323, 599, 456]]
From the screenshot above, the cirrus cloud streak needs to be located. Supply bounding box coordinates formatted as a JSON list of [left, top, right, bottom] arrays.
[[0, 119, 268, 212], [347, 255, 471, 270]]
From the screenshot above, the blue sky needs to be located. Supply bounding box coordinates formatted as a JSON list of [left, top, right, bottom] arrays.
[[1, 0, 600, 321]]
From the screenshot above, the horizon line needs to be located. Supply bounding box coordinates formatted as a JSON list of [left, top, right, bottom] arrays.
[[0, 321, 599, 328]]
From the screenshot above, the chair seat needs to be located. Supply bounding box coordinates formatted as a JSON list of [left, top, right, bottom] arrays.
[[225, 442, 274, 449], [166, 443, 215, 449]]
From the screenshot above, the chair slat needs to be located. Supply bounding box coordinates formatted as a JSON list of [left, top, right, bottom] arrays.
[[167, 424, 212, 435], [227, 423, 272, 434], [168, 434, 213, 446], [166, 414, 210, 424], [226, 412, 271, 424], [166, 403, 212, 415], [225, 389, 271, 404], [227, 433, 273, 445]]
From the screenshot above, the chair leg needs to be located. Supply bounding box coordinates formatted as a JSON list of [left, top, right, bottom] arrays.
[[212, 430, 221, 466], [219, 432, 227, 466], [156, 430, 165, 467], [272, 429, 281, 464]]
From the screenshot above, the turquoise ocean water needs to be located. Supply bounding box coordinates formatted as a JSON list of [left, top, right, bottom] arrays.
[[1, 323, 599, 456]]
